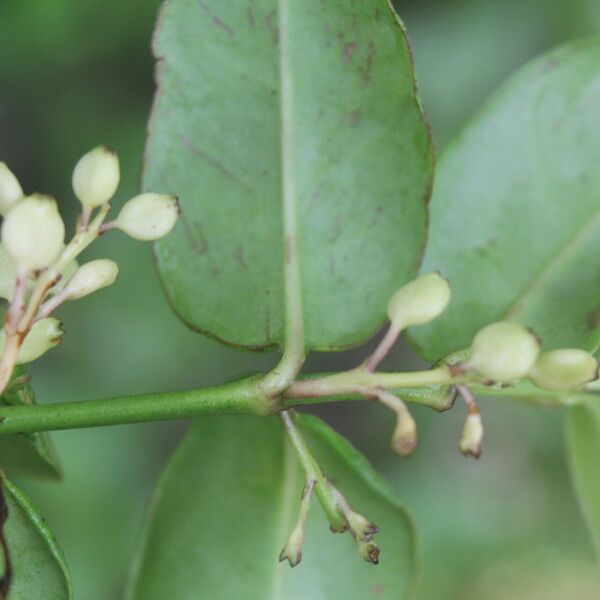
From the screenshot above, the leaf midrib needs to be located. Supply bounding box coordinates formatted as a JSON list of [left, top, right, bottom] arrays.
[[502, 204, 600, 324]]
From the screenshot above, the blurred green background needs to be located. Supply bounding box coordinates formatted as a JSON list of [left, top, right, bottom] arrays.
[[1, 1, 599, 598]]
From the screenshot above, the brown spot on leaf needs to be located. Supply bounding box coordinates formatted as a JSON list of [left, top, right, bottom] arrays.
[[586, 306, 600, 330], [196, 0, 235, 36], [343, 41, 358, 63]]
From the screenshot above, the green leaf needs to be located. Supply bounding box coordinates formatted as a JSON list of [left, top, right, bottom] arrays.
[[410, 36, 600, 362], [1, 478, 71, 599], [127, 414, 419, 599], [145, 0, 433, 350], [567, 400, 600, 554], [0, 367, 61, 480]]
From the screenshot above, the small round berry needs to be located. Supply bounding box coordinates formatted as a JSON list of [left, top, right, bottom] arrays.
[[530, 349, 598, 391], [467, 321, 540, 383], [387, 272, 451, 331]]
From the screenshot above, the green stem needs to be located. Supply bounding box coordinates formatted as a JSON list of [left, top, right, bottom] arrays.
[[0, 376, 265, 435], [280, 409, 346, 532], [0, 370, 592, 436]]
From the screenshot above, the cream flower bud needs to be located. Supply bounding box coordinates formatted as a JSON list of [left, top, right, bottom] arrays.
[[1, 194, 65, 271], [459, 413, 484, 458], [387, 272, 451, 331], [466, 321, 540, 383], [72, 146, 120, 208], [11, 318, 64, 364], [0, 162, 24, 215], [0, 246, 17, 300], [391, 411, 418, 457], [116, 193, 179, 241], [63, 259, 118, 300], [530, 349, 598, 391]]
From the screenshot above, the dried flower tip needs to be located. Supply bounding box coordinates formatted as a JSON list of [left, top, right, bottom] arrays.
[[72, 146, 120, 209], [0, 163, 24, 216], [530, 349, 598, 391], [116, 193, 179, 241], [357, 540, 380, 565], [391, 411, 418, 457], [1, 194, 65, 271], [346, 510, 379, 542], [278, 479, 315, 568], [278, 524, 303, 567], [459, 413, 484, 458], [387, 272, 451, 331], [14, 318, 64, 364], [466, 321, 540, 383], [63, 259, 118, 300]]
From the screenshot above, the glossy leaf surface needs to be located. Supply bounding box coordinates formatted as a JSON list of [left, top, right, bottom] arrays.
[[411, 37, 600, 361], [1, 478, 71, 599], [146, 0, 433, 350]]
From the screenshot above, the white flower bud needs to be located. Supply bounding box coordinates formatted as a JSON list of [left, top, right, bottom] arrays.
[[0, 162, 24, 216], [530, 349, 598, 391], [1, 194, 65, 271], [466, 321, 540, 383], [387, 272, 451, 331], [72, 146, 120, 209], [63, 259, 118, 300], [116, 193, 179, 241], [0, 246, 17, 300], [459, 413, 484, 458]]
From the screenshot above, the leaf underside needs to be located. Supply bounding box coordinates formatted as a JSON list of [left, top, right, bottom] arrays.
[[567, 401, 600, 555], [0, 367, 62, 480], [146, 0, 433, 351], [410, 36, 600, 362], [1, 478, 71, 599], [127, 414, 418, 600]]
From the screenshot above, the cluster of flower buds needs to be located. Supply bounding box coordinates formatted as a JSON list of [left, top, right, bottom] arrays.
[[0, 147, 180, 394], [447, 322, 598, 457]]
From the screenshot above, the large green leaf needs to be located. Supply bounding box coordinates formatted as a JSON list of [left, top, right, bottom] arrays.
[[0, 367, 61, 480], [567, 400, 600, 554], [1, 478, 71, 599], [145, 0, 433, 350], [410, 37, 600, 362], [127, 414, 418, 599]]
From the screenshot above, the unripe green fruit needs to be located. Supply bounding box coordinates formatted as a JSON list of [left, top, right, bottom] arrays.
[[116, 193, 179, 241], [387, 272, 451, 330], [72, 146, 120, 209], [530, 349, 598, 391], [1, 195, 65, 271], [0, 162, 24, 215], [64, 259, 118, 300], [467, 321, 540, 383]]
